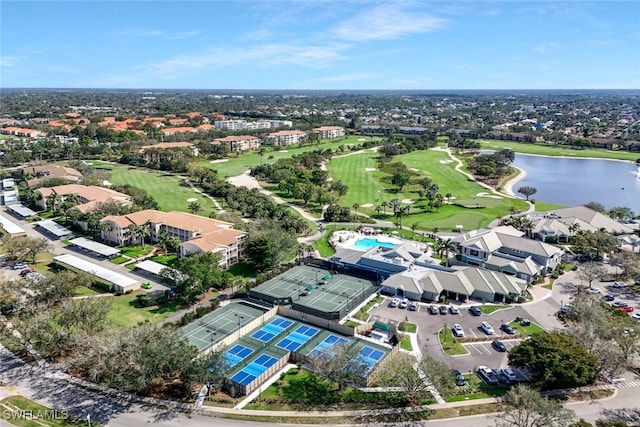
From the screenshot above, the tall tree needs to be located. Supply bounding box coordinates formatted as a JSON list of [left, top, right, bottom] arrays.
[[508, 332, 598, 390], [493, 384, 575, 427], [517, 186, 538, 201], [575, 262, 607, 290]]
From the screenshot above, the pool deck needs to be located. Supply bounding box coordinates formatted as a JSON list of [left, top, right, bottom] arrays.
[[330, 230, 428, 253]]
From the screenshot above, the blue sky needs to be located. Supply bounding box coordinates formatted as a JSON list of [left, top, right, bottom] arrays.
[[1, 1, 639, 89]]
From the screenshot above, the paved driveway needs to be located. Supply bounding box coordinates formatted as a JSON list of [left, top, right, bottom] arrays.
[[369, 288, 567, 374]]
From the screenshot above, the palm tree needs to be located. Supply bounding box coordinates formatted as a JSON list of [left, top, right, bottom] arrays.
[[520, 217, 534, 238], [435, 238, 457, 267], [352, 203, 360, 213], [375, 206, 382, 217], [188, 201, 202, 215], [381, 201, 388, 215], [46, 192, 60, 212], [99, 222, 113, 241], [257, 148, 266, 165], [568, 223, 581, 241], [158, 231, 171, 257]]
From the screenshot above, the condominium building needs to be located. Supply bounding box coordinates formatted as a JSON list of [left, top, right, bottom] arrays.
[[100, 210, 248, 269], [312, 126, 345, 140], [265, 130, 307, 146], [35, 184, 131, 214], [212, 135, 261, 152]]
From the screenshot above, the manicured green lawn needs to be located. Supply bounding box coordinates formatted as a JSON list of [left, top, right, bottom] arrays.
[[400, 335, 413, 351], [479, 304, 510, 315], [398, 322, 417, 333], [0, 396, 94, 426], [201, 136, 380, 178], [439, 328, 469, 356], [89, 162, 218, 214], [446, 374, 510, 402], [72, 286, 100, 297], [327, 149, 528, 231], [508, 320, 546, 337], [476, 139, 640, 162], [352, 295, 384, 322], [109, 256, 129, 265], [120, 245, 153, 258], [312, 225, 359, 257], [105, 291, 183, 327]]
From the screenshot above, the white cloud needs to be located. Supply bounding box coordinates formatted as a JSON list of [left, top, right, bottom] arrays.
[[0, 56, 23, 68], [315, 72, 380, 82], [114, 28, 200, 40], [534, 42, 561, 53], [140, 42, 347, 78], [331, 3, 448, 42]]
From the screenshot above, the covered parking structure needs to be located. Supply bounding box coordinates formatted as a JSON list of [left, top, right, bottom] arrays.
[[0, 216, 27, 238], [34, 219, 73, 239], [53, 253, 138, 293], [69, 237, 120, 258], [6, 204, 38, 219]]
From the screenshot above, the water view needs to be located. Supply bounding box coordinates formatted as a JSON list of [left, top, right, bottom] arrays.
[[511, 154, 640, 212]]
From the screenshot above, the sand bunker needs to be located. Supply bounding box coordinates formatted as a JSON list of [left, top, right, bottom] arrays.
[[358, 138, 366, 141], [186, 197, 198, 202], [409, 168, 419, 171], [439, 159, 454, 164], [401, 199, 414, 204], [279, 150, 288, 153], [210, 159, 229, 164], [361, 203, 374, 208], [364, 167, 376, 172], [476, 192, 503, 199]]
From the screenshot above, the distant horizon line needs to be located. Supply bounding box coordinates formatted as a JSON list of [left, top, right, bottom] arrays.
[[2, 87, 639, 93]]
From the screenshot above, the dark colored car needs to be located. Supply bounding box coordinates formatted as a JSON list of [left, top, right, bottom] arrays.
[[492, 340, 507, 352], [603, 294, 615, 301], [500, 324, 516, 334], [428, 305, 439, 315], [452, 369, 466, 386], [468, 306, 482, 316], [439, 305, 448, 315]]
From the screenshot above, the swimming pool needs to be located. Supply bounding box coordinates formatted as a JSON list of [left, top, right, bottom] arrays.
[[351, 237, 400, 251]]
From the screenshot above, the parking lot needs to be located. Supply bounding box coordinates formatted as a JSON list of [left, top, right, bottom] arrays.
[[370, 299, 539, 373]]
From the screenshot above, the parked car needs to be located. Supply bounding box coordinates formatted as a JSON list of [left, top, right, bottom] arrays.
[[619, 306, 634, 313], [439, 305, 448, 315], [480, 321, 495, 335], [452, 324, 465, 338], [468, 306, 482, 316], [587, 287, 601, 294], [389, 298, 400, 308], [399, 299, 409, 309], [408, 301, 418, 311], [19, 268, 35, 277], [452, 369, 467, 386], [613, 281, 626, 288], [500, 324, 516, 335], [12, 262, 27, 270], [560, 304, 571, 314], [613, 301, 629, 308], [500, 368, 517, 382], [632, 312, 640, 320], [428, 305, 438, 315], [491, 340, 507, 352], [603, 294, 615, 301], [519, 318, 531, 326], [449, 305, 460, 315], [477, 366, 499, 385]]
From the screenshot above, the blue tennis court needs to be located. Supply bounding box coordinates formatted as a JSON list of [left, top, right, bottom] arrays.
[[276, 325, 319, 351], [250, 317, 294, 343], [357, 346, 386, 371], [307, 334, 349, 360], [224, 344, 254, 368], [230, 354, 279, 386]]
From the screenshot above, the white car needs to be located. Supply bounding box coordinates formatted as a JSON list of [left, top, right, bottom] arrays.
[[587, 287, 601, 294], [449, 305, 460, 315], [389, 298, 399, 308], [399, 299, 409, 309], [408, 301, 418, 311], [613, 281, 626, 288], [632, 312, 640, 320], [452, 324, 465, 338], [480, 321, 495, 335]]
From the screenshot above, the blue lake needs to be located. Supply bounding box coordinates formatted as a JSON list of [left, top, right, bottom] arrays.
[[511, 154, 640, 212]]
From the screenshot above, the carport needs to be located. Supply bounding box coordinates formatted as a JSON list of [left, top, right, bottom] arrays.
[[69, 237, 120, 258], [34, 219, 73, 239]]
